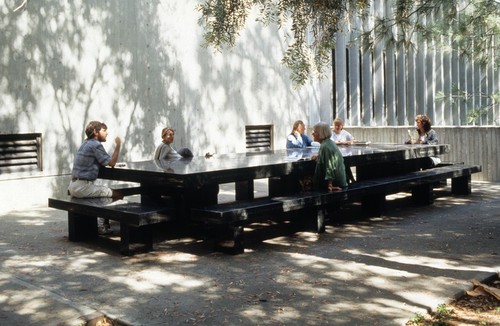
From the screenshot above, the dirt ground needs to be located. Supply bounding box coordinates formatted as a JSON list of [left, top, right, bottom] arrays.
[[97, 276, 500, 326], [90, 261, 500, 326], [407, 275, 500, 325], [2, 181, 499, 326]]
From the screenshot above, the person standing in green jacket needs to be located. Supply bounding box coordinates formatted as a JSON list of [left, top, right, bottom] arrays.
[[311, 122, 348, 192]]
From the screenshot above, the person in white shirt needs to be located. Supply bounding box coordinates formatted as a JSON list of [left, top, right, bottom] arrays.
[[330, 118, 356, 183], [330, 118, 354, 145]]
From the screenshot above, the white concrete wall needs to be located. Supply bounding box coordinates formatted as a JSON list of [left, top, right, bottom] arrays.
[[1, 1, 330, 178]]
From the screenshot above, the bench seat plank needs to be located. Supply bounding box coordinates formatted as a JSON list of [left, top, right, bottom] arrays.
[[48, 196, 174, 255], [191, 198, 283, 224], [273, 164, 481, 216], [48, 197, 171, 226]]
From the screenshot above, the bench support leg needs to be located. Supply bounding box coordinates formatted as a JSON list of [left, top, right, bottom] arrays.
[[120, 223, 132, 255], [451, 175, 471, 195], [412, 184, 434, 205], [68, 213, 97, 241], [232, 226, 244, 254], [119, 223, 154, 256], [361, 194, 385, 216], [316, 209, 326, 233], [211, 225, 244, 255]]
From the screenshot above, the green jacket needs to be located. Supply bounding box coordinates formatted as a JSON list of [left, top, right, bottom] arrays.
[[313, 139, 348, 191]]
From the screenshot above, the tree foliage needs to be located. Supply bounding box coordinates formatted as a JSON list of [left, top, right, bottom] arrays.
[[372, 0, 500, 67], [197, 0, 500, 87], [197, 0, 370, 86]]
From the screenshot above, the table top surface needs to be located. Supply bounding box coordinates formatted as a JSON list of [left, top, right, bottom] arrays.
[[100, 143, 449, 186]]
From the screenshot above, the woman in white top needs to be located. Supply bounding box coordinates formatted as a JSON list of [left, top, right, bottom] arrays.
[[330, 118, 354, 145]]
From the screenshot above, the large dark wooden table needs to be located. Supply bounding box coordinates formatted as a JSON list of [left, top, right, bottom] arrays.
[[99, 143, 449, 216]]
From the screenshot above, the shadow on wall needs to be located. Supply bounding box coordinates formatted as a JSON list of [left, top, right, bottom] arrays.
[[1, 1, 180, 173], [1, 1, 301, 181]]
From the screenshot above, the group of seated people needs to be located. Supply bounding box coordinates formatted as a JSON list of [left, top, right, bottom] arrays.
[[286, 118, 355, 149], [286, 119, 353, 192], [285, 114, 439, 192], [68, 115, 438, 233], [156, 114, 438, 194], [286, 114, 438, 149], [157, 114, 438, 194]]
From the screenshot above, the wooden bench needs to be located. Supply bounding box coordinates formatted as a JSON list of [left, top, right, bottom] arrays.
[[191, 163, 481, 254], [48, 195, 175, 255], [0, 133, 43, 174]]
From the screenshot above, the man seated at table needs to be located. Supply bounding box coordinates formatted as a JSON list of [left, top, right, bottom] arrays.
[[68, 120, 123, 235]]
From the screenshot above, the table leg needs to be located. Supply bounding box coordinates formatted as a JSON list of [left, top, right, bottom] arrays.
[[412, 184, 434, 205], [170, 184, 221, 220], [185, 184, 219, 206], [141, 183, 219, 220], [68, 212, 97, 241], [451, 175, 471, 195], [268, 174, 302, 196], [235, 180, 254, 200]]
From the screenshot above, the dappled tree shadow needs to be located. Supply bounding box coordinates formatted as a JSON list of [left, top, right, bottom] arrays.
[[1, 0, 303, 181], [1, 183, 498, 324], [2, 1, 185, 172]]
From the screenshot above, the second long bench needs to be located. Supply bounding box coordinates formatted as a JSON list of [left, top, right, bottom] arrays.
[[191, 163, 482, 254]]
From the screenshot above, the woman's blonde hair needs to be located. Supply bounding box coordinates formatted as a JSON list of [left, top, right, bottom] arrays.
[[333, 118, 344, 127]]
